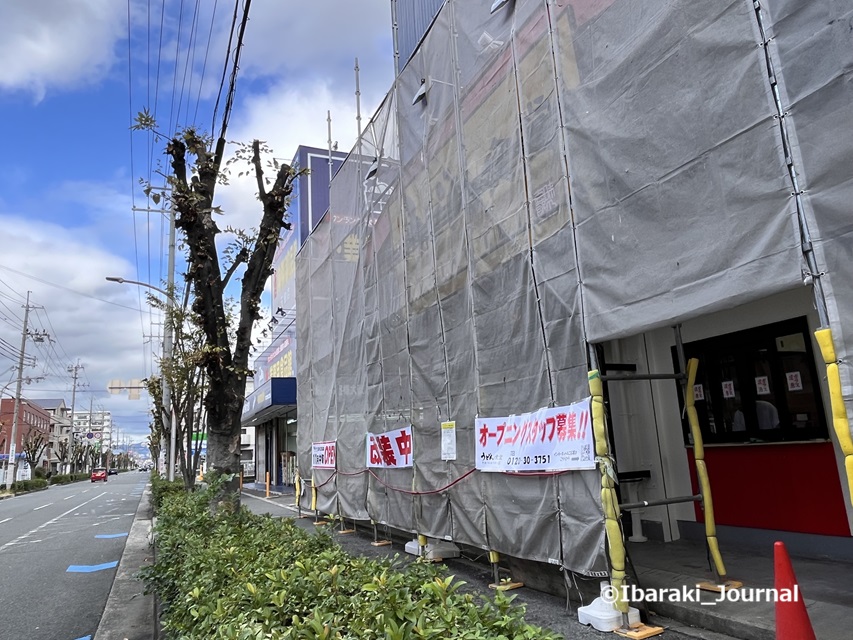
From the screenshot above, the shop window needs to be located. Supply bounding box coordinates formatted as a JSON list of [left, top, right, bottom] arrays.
[[673, 317, 828, 444]]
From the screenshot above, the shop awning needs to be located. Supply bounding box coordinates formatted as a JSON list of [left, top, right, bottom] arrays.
[[241, 377, 297, 427]]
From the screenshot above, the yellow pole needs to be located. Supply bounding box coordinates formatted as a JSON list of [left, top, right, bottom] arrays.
[[239, 467, 243, 491], [265, 471, 270, 498], [685, 358, 727, 579], [815, 328, 853, 506], [588, 370, 628, 614]]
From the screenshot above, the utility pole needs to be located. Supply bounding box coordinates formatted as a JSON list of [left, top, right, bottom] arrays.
[[6, 292, 32, 491], [67, 361, 83, 473], [164, 206, 177, 482]]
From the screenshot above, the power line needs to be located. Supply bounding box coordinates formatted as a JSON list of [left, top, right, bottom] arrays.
[[211, 0, 240, 134], [194, 0, 220, 124], [177, 0, 202, 127], [0, 264, 146, 312], [217, 0, 252, 143], [168, 0, 187, 136]]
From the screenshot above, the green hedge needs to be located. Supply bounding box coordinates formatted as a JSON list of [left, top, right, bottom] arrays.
[[143, 484, 562, 640], [49, 473, 91, 485], [11, 478, 49, 492], [149, 473, 186, 512]]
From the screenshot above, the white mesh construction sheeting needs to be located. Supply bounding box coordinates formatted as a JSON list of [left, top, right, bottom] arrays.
[[296, 0, 851, 577]]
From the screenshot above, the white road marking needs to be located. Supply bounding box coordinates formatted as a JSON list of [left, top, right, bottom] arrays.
[[0, 492, 105, 553], [34, 504, 52, 511], [0, 518, 11, 525], [63, 495, 76, 500]]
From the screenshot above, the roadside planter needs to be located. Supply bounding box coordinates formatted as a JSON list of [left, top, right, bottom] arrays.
[[143, 482, 562, 639]]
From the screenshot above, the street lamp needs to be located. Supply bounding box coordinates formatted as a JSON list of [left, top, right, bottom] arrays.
[[106, 276, 177, 481]]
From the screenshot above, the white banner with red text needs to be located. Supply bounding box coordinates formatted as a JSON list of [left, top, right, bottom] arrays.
[[475, 398, 595, 472], [311, 441, 337, 469], [366, 426, 414, 468]]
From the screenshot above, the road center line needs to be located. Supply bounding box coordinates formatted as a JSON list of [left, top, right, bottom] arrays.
[[0, 517, 11, 525], [63, 495, 76, 500], [33, 503, 52, 511], [0, 492, 105, 554]]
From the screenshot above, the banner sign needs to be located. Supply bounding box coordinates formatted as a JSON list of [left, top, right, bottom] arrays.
[[475, 398, 595, 472], [366, 426, 413, 468], [311, 441, 337, 469]]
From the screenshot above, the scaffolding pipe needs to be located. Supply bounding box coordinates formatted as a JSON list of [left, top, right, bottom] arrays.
[[620, 494, 701, 511]]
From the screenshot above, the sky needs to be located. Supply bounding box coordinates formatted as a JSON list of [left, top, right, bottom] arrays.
[[0, 0, 395, 445]]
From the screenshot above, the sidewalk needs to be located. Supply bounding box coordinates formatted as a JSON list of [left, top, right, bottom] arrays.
[[99, 483, 852, 640], [240, 488, 852, 640], [628, 538, 853, 640], [94, 484, 157, 640]]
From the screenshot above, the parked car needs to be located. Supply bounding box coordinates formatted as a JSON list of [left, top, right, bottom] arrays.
[[91, 467, 107, 482], [108, 468, 118, 476]]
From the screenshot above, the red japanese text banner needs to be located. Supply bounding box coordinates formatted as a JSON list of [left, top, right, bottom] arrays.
[[475, 398, 595, 472], [366, 426, 414, 468], [311, 441, 337, 469]]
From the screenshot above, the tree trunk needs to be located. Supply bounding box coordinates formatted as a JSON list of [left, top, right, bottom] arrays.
[[204, 368, 244, 508]]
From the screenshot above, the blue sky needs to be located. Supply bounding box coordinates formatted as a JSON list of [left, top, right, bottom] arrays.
[[0, 0, 394, 443]]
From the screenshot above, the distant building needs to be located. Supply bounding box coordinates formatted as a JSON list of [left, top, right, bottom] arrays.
[[72, 409, 112, 461], [32, 398, 72, 474], [1, 397, 52, 480]]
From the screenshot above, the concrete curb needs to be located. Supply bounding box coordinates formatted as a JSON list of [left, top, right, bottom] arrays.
[[94, 484, 158, 640]]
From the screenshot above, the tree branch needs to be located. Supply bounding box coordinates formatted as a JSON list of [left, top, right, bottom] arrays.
[[252, 140, 267, 200], [222, 247, 249, 288]]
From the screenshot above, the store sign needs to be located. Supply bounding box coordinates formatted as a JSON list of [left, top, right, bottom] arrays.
[[311, 441, 336, 469], [366, 426, 413, 468], [475, 399, 595, 473]]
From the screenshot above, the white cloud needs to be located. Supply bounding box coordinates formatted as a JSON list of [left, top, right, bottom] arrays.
[[0, 214, 156, 441], [210, 80, 360, 234], [236, 0, 393, 99], [0, 0, 126, 100]]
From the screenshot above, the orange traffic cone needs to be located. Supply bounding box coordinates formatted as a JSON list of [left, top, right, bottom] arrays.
[[774, 541, 816, 640]]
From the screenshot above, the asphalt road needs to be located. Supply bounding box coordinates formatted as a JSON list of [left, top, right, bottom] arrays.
[[0, 472, 148, 640], [241, 492, 735, 640]]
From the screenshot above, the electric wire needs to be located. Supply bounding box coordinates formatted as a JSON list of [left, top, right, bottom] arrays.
[[128, 0, 152, 381], [177, 0, 202, 127], [194, 0, 220, 124], [0, 264, 146, 313], [168, 0, 187, 136], [211, 0, 241, 134]]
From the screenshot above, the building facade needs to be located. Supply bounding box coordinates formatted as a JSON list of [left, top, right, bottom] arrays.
[[241, 145, 348, 486], [33, 398, 72, 474], [72, 409, 112, 466], [295, 0, 853, 595], [1, 397, 52, 481], [392, 0, 445, 75]]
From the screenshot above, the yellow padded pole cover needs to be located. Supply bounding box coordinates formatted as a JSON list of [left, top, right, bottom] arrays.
[[589, 368, 629, 613], [815, 328, 853, 507], [686, 358, 726, 578]]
